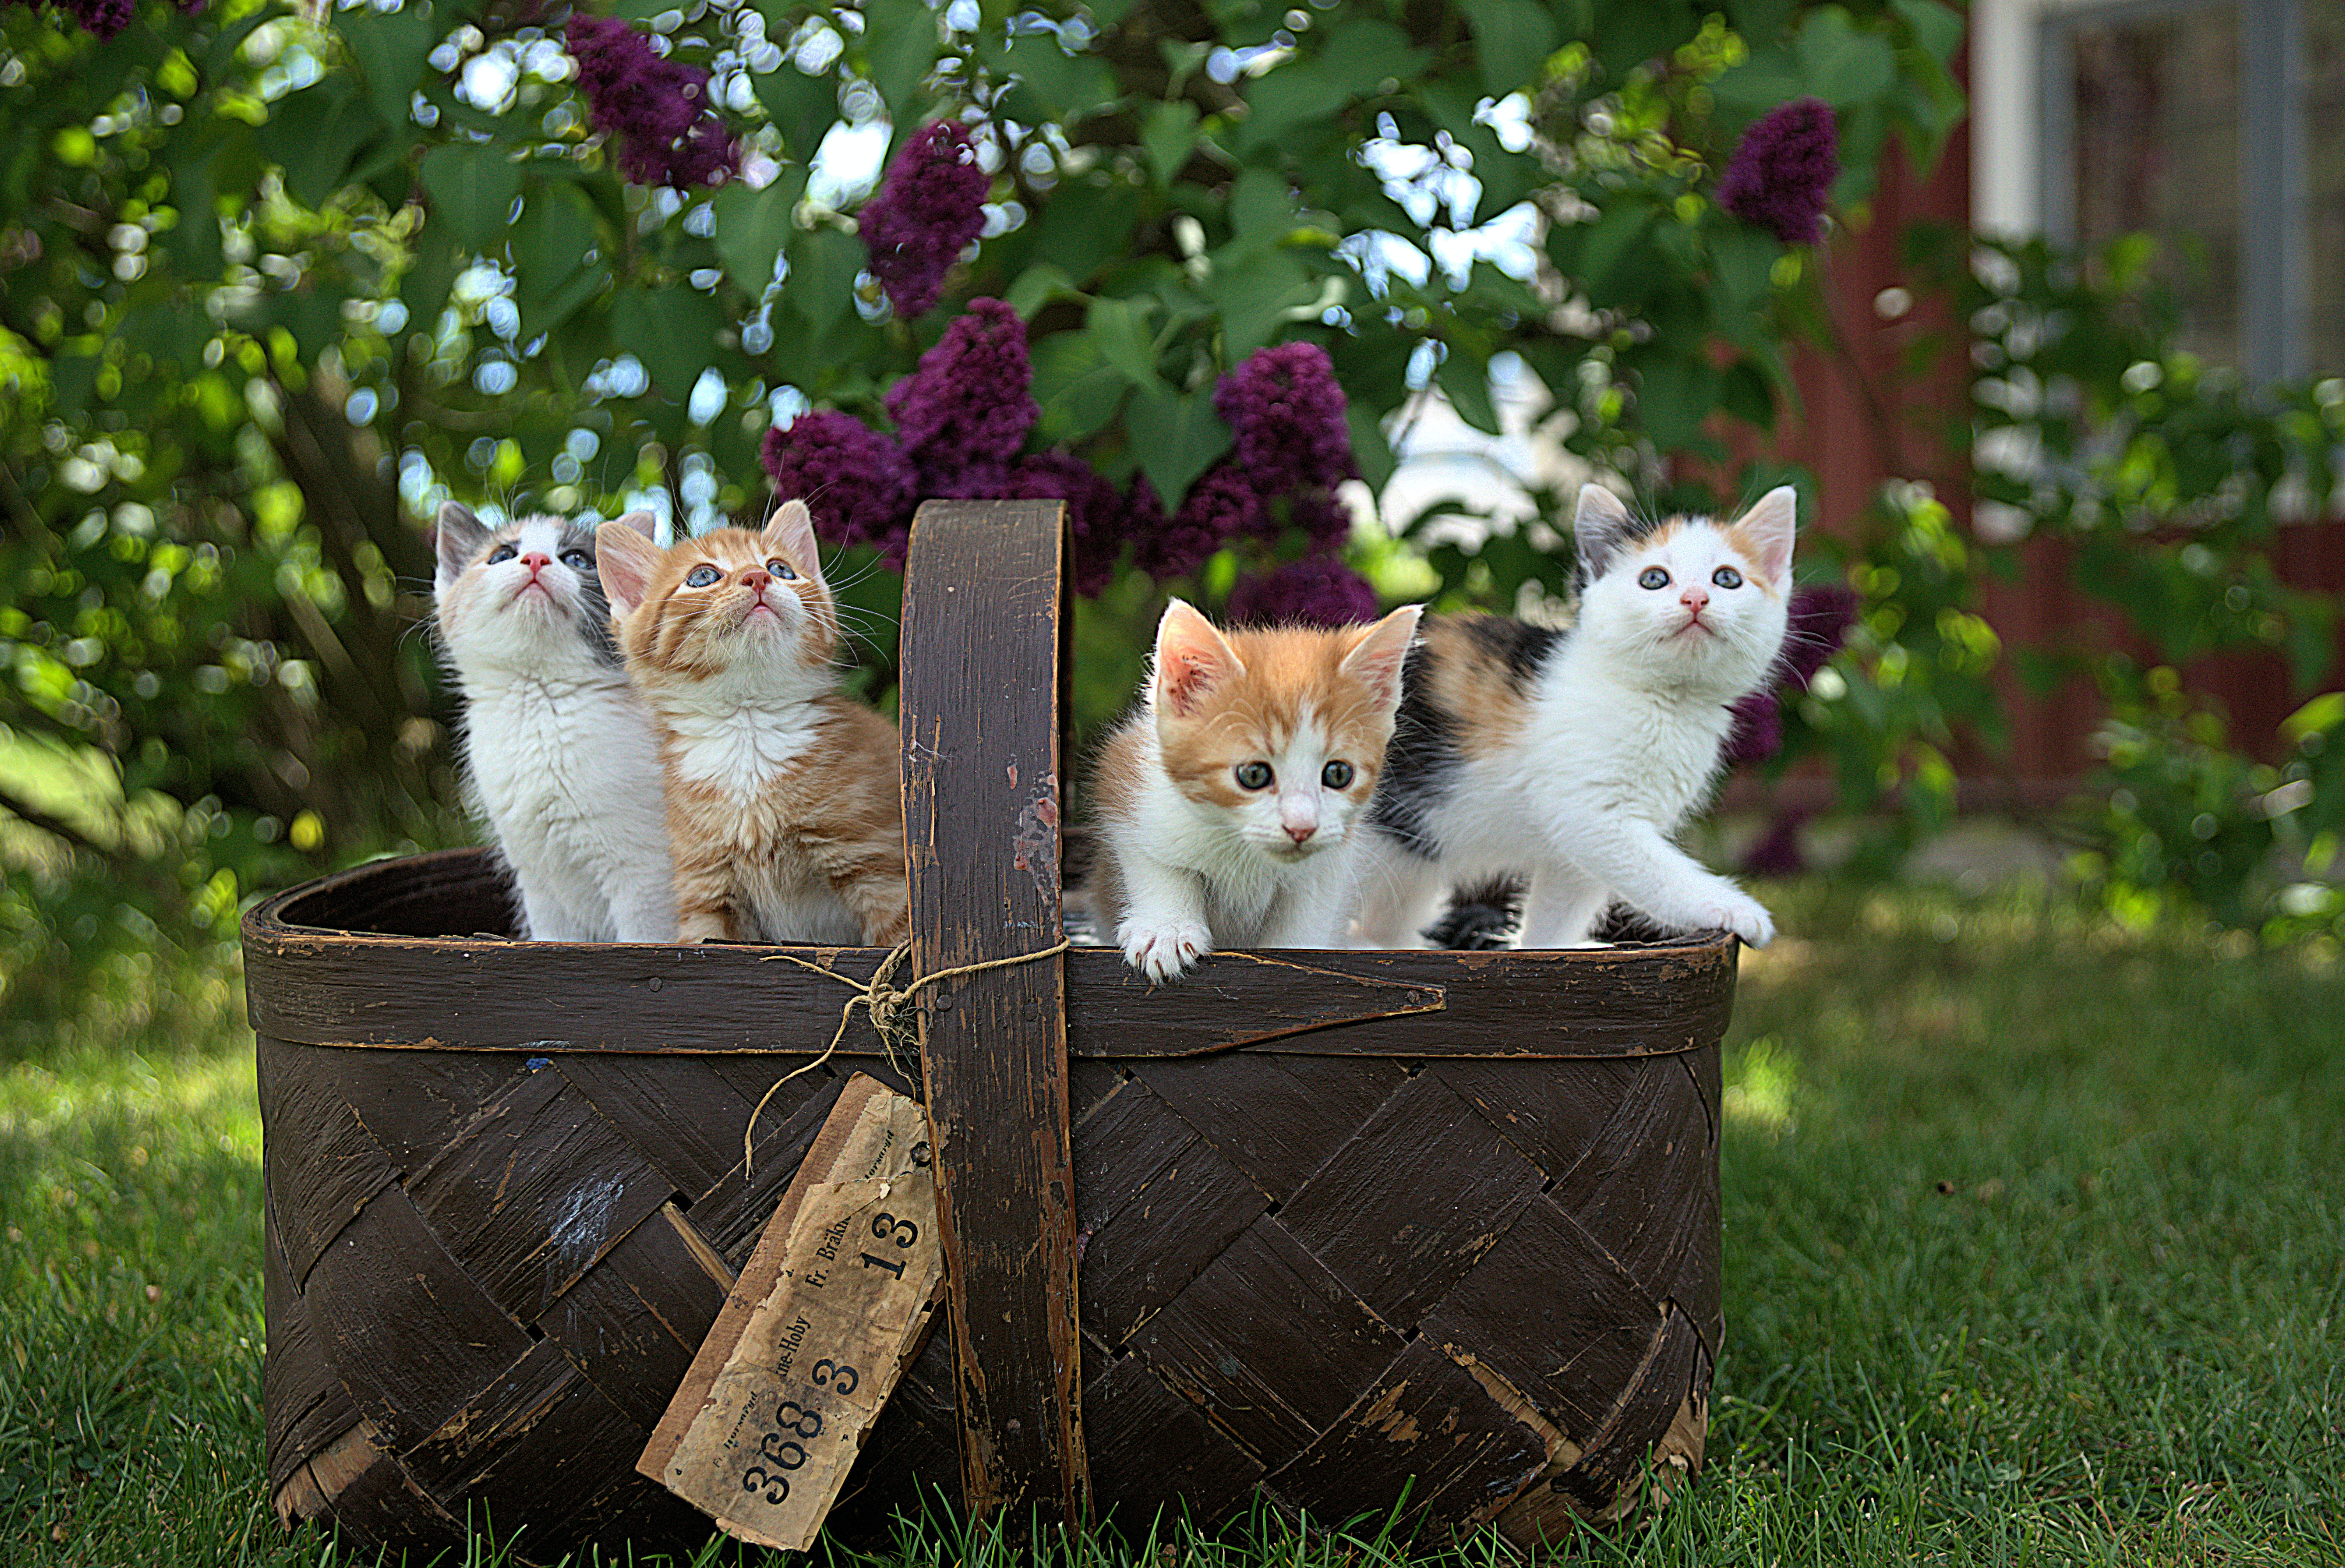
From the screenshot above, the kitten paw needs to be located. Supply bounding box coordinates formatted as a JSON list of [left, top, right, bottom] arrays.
[[1708, 894, 1775, 948], [1121, 920, 1213, 983]]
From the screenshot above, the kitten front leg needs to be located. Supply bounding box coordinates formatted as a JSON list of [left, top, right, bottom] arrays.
[[608, 882, 679, 945], [1347, 834, 1449, 949], [1549, 811, 1775, 947], [1114, 856, 1214, 982], [516, 881, 590, 943], [1514, 863, 1611, 949], [671, 854, 752, 944]]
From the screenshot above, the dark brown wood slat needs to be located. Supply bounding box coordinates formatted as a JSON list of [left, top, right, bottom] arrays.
[[1419, 1194, 1661, 1442], [1257, 1340, 1547, 1531], [1080, 1350, 1264, 1536], [1136, 1049, 1409, 1202], [1278, 1074, 1547, 1325], [1130, 1216, 1407, 1471], [1064, 948, 1444, 1050], [553, 1054, 771, 1198], [257, 1036, 397, 1285], [404, 1340, 652, 1541], [401, 1065, 674, 1323], [305, 1438, 465, 1553], [1549, 1308, 1704, 1513], [1428, 1054, 1645, 1183], [682, 1072, 847, 1265], [300, 1184, 536, 1451], [322, 1045, 531, 1169], [1074, 1096, 1268, 1347], [899, 498, 1086, 1524], [1545, 1057, 1713, 1303], [535, 1204, 733, 1431], [261, 1202, 358, 1495]]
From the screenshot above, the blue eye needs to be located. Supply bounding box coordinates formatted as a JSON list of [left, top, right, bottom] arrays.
[[1234, 761, 1273, 791], [685, 564, 720, 588], [766, 558, 799, 582], [487, 544, 518, 565], [1712, 566, 1743, 589], [561, 549, 592, 571], [1638, 567, 1669, 589], [1321, 760, 1354, 789]]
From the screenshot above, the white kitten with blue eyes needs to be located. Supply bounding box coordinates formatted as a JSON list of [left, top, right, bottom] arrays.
[[432, 503, 676, 943], [1353, 484, 1796, 950]]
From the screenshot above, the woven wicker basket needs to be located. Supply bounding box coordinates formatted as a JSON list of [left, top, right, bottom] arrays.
[[245, 500, 1736, 1561]]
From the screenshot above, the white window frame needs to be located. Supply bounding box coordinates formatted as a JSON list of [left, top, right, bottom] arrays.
[[1971, 0, 2311, 381]]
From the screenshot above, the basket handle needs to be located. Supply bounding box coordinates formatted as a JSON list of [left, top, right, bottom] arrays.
[[897, 497, 1087, 1527]]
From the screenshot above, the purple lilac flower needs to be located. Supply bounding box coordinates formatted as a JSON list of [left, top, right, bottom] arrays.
[[1213, 341, 1355, 498], [1282, 489, 1356, 550], [1740, 807, 1812, 877], [1718, 97, 1839, 246], [1225, 551, 1381, 629], [1723, 689, 1785, 767], [883, 298, 1036, 489], [1780, 582, 1859, 689], [567, 15, 738, 190], [760, 410, 917, 563], [860, 121, 991, 319], [1139, 462, 1257, 581], [55, 0, 134, 35]]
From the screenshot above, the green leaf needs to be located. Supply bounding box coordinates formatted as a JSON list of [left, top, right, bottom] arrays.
[[1233, 64, 1338, 161], [1890, 0, 1966, 69], [1796, 8, 1896, 108], [420, 144, 522, 256], [1228, 168, 1291, 240], [1004, 261, 1078, 318], [339, 7, 438, 131], [863, 0, 939, 122], [1313, 20, 1429, 94], [1127, 391, 1232, 509], [991, 31, 1121, 124], [781, 226, 863, 335], [511, 182, 602, 339], [272, 287, 349, 365], [1436, 346, 1501, 436], [1628, 349, 1723, 451], [1085, 294, 1163, 390], [259, 78, 388, 209], [1030, 179, 1142, 290], [1462, 0, 1559, 97], [753, 66, 840, 163], [1202, 240, 1312, 360], [1346, 401, 1395, 493], [1709, 224, 1778, 307], [713, 173, 803, 297], [399, 238, 461, 338], [1142, 99, 1199, 189], [614, 289, 725, 402], [1029, 332, 1125, 445]]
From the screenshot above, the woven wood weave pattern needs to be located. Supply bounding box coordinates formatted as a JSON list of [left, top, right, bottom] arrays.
[[254, 857, 1724, 1562]]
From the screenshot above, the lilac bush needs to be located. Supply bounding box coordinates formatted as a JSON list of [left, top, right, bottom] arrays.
[[758, 410, 917, 563], [566, 15, 736, 189], [883, 298, 1036, 489], [1717, 97, 1839, 245], [860, 121, 991, 319], [1225, 551, 1380, 629], [1726, 583, 1861, 765]]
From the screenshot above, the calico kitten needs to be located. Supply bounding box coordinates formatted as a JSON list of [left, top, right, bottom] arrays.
[[431, 503, 678, 942], [596, 500, 908, 946], [1354, 484, 1795, 950], [1090, 598, 1422, 982]]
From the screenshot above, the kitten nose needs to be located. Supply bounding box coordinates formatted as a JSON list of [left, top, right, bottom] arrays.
[[521, 551, 552, 574], [742, 568, 771, 592], [1284, 821, 1316, 844], [1680, 585, 1710, 614]]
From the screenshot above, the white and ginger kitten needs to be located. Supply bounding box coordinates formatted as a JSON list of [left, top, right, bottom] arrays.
[[595, 500, 908, 947], [1353, 484, 1796, 950], [1090, 598, 1422, 982], [431, 503, 677, 942]]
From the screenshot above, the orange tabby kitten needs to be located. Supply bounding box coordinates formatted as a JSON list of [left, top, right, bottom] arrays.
[[1090, 598, 1421, 981], [595, 501, 908, 946]]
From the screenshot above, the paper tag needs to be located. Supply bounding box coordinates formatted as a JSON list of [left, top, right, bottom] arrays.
[[639, 1074, 947, 1551]]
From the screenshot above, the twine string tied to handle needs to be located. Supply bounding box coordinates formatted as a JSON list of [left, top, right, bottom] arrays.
[[742, 938, 1072, 1172]]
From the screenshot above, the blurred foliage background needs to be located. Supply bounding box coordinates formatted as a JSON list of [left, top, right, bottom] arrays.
[[2, 0, 2340, 1039]]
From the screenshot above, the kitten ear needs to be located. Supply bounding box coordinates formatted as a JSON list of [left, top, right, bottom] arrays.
[[595, 520, 664, 622], [761, 499, 822, 579], [1152, 598, 1246, 719], [1336, 603, 1423, 710], [434, 502, 491, 591], [610, 509, 658, 542], [1573, 484, 1637, 578], [1728, 486, 1798, 584]]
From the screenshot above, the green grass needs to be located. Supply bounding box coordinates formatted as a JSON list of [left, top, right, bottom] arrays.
[[2, 880, 2340, 1566]]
